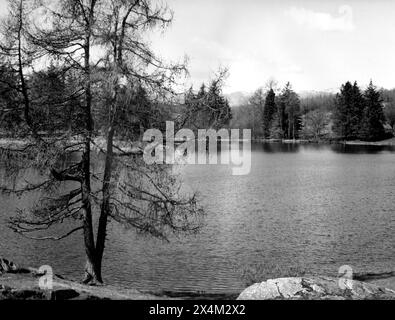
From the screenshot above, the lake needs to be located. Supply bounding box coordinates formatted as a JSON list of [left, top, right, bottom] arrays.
[[1, 142, 395, 295]]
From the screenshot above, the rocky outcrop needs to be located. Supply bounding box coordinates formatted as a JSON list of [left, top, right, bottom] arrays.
[[237, 277, 395, 300]]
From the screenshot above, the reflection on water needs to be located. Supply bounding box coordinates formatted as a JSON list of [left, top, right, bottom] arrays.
[[1, 142, 395, 294], [253, 142, 395, 154]]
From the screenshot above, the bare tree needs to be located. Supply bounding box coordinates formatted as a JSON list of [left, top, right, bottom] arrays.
[[248, 88, 265, 138], [0, 0, 203, 285], [264, 77, 279, 94], [302, 109, 329, 140], [384, 102, 395, 134]]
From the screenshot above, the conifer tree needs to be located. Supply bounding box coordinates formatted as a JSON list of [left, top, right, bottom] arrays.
[[350, 81, 365, 137], [333, 81, 368, 140], [333, 82, 352, 139], [278, 82, 300, 139], [360, 81, 385, 141], [262, 88, 276, 138]]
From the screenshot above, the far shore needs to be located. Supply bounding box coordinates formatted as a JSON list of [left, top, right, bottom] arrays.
[[253, 136, 395, 146], [2, 135, 395, 148]]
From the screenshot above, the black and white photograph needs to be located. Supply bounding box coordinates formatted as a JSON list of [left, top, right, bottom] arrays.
[[0, 0, 395, 310]]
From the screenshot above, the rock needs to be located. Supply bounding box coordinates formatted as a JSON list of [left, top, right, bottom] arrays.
[[238, 280, 280, 300], [275, 277, 305, 298], [237, 277, 395, 300], [0, 258, 19, 273], [0, 257, 32, 274]]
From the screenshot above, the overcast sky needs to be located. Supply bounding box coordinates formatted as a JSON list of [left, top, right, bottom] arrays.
[[1, 0, 394, 93], [151, 0, 395, 93]]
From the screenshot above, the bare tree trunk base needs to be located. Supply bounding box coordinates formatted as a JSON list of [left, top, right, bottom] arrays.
[[82, 260, 103, 286]]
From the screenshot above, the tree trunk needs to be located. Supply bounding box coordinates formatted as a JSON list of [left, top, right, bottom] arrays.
[[81, 20, 99, 284], [293, 120, 296, 140], [95, 75, 118, 283], [95, 124, 115, 277], [94, 13, 126, 281], [83, 254, 102, 284], [81, 142, 101, 284]]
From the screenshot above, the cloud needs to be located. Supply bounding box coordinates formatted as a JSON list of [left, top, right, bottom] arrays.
[[286, 5, 355, 31]]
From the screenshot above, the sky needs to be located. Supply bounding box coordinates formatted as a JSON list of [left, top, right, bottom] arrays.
[[150, 0, 395, 93], [1, 0, 395, 94]]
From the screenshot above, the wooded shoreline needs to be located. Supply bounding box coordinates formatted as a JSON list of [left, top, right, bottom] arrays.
[[2, 136, 395, 149], [253, 137, 395, 146]]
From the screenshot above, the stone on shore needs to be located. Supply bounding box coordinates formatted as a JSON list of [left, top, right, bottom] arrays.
[[237, 277, 395, 300], [0, 258, 19, 273]]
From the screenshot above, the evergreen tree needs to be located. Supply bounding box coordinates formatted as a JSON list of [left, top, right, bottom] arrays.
[[262, 88, 276, 138], [333, 81, 364, 140], [197, 83, 206, 99], [278, 82, 301, 139], [350, 81, 365, 137], [206, 79, 232, 129], [333, 81, 351, 139], [277, 91, 287, 138], [185, 86, 195, 104], [359, 81, 385, 141]]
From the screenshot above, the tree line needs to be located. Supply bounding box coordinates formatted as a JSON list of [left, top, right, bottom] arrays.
[[0, 63, 231, 137], [231, 81, 393, 142]]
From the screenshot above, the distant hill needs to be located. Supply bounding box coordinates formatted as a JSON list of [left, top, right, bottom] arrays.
[[225, 89, 339, 108], [297, 89, 338, 98]]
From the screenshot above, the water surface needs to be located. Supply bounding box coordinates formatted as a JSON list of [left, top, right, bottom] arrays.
[[1, 143, 394, 294]]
